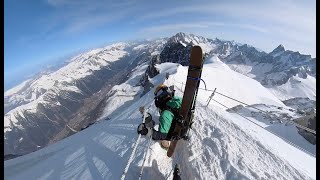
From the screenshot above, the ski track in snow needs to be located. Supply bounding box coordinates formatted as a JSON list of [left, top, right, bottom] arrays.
[[4, 60, 315, 180]]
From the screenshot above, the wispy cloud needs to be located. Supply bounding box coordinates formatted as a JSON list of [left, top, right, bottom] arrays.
[[142, 23, 211, 33], [41, 0, 316, 44], [64, 12, 126, 34], [13, 0, 141, 56], [234, 24, 269, 34], [133, 0, 315, 56], [139, 22, 268, 35], [134, 0, 314, 32], [47, 0, 82, 6], [11, 0, 316, 58], [133, 6, 206, 23], [45, 0, 139, 34]]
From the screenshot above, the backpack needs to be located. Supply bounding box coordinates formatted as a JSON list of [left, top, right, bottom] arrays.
[[164, 106, 185, 140]]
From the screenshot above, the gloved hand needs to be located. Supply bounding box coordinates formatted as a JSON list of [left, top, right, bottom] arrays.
[[145, 113, 155, 128], [145, 113, 152, 121], [137, 123, 153, 137]]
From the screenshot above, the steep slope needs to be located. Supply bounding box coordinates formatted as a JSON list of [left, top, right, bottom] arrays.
[[4, 40, 167, 155], [172, 56, 285, 108], [4, 61, 315, 180], [267, 74, 316, 101], [4, 43, 130, 155]]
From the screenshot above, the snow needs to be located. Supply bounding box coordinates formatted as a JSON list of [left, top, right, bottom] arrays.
[[229, 104, 316, 156], [227, 61, 274, 80], [4, 90, 55, 132], [187, 106, 315, 180], [155, 62, 179, 75], [271, 51, 285, 57], [4, 60, 315, 180], [133, 44, 147, 50], [268, 74, 316, 101], [151, 51, 160, 56], [172, 56, 285, 109], [197, 42, 216, 54], [5, 103, 36, 132], [99, 64, 147, 119], [4, 79, 31, 97], [129, 65, 149, 83], [55, 85, 82, 94], [6, 42, 127, 106], [173, 33, 216, 54]]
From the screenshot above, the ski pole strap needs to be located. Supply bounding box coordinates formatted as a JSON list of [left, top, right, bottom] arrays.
[[187, 76, 200, 81], [187, 76, 207, 90]]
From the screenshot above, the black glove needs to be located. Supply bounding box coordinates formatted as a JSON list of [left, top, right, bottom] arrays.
[[145, 113, 152, 120], [137, 123, 153, 137], [145, 113, 155, 128]]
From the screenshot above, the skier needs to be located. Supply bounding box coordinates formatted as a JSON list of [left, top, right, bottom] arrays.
[[137, 84, 182, 149]]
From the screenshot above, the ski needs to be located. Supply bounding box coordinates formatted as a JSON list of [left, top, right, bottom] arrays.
[[167, 45, 204, 157]]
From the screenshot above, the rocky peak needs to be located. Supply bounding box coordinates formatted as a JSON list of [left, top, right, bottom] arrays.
[[167, 32, 188, 44], [167, 32, 210, 47], [175, 32, 187, 39], [270, 44, 285, 56]]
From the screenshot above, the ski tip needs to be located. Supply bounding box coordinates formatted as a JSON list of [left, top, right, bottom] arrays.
[[192, 45, 202, 51], [191, 46, 203, 57]]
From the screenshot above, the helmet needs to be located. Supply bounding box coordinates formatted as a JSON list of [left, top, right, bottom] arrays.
[[154, 84, 174, 109], [154, 84, 167, 96]]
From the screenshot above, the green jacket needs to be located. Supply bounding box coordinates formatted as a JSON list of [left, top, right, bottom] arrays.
[[158, 96, 182, 133]]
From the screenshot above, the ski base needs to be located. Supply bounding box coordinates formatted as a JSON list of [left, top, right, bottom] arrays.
[[167, 45, 203, 157]]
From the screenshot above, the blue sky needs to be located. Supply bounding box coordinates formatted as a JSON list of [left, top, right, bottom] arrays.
[[4, 0, 316, 90]]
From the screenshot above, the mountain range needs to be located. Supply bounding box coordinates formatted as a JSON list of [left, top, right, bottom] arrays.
[[4, 32, 316, 157], [4, 51, 316, 180]]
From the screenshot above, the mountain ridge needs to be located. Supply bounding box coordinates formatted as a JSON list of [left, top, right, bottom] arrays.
[[4, 32, 316, 156], [4, 59, 315, 179]]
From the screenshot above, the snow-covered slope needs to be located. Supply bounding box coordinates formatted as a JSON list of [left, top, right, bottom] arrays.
[[5, 43, 126, 103], [4, 61, 315, 180], [99, 64, 148, 119], [3, 42, 130, 155], [4, 43, 128, 126], [174, 56, 285, 108], [4, 39, 167, 155], [268, 74, 316, 101]]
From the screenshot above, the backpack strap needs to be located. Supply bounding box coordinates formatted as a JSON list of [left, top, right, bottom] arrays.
[[164, 106, 188, 140], [165, 106, 181, 121]]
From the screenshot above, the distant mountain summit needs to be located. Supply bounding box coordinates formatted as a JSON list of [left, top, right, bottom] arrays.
[[270, 44, 285, 56]]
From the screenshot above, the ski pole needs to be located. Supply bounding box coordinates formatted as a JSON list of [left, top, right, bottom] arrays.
[[138, 135, 152, 180], [121, 109, 148, 180]]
